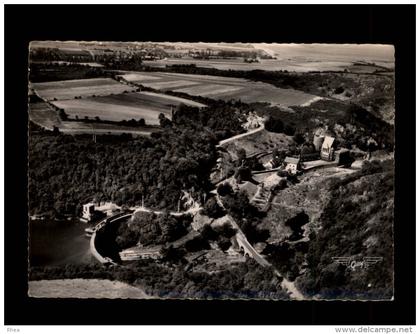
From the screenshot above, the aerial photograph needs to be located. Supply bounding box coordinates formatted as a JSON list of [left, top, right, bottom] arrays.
[[27, 41, 395, 300]]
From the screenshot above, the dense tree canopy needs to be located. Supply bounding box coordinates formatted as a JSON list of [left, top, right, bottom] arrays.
[[115, 212, 190, 249], [297, 160, 394, 299], [28, 98, 248, 218]]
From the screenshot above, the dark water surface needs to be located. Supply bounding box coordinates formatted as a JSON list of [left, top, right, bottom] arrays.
[[29, 219, 94, 267]]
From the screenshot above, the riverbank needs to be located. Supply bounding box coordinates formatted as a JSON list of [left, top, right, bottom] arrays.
[[28, 279, 150, 299]]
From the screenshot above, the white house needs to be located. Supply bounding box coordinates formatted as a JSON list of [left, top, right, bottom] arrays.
[[320, 136, 335, 161], [284, 157, 301, 175], [82, 203, 95, 222]]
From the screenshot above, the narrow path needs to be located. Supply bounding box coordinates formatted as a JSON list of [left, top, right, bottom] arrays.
[[131, 204, 200, 216]]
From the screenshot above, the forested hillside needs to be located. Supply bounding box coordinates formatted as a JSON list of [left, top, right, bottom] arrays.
[[28, 102, 245, 217], [296, 160, 394, 299]]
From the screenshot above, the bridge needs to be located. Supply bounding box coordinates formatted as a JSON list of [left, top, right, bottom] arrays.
[[214, 195, 271, 267], [234, 230, 271, 267]]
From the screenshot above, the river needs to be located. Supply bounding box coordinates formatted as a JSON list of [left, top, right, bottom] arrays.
[[29, 219, 94, 267]]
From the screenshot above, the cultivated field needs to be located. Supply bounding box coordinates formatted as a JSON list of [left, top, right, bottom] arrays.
[[51, 91, 205, 124], [143, 58, 395, 73], [29, 100, 160, 136], [120, 71, 318, 107], [59, 121, 160, 136], [31, 60, 104, 67], [28, 279, 150, 299], [32, 78, 132, 100], [29, 102, 62, 130]]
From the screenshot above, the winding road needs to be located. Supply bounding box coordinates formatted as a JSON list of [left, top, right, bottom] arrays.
[[215, 193, 305, 300], [217, 125, 264, 147]]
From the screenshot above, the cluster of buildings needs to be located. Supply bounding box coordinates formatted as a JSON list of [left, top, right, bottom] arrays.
[[265, 134, 337, 175]]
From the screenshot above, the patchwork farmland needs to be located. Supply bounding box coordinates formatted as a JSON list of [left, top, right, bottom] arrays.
[[120, 71, 319, 108], [28, 99, 160, 136], [31, 77, 206, 128], [51, 91, 205, 125], [31, 78, 132, 101]]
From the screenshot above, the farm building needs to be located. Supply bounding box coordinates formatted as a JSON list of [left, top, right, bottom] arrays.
[[320, 136, 336, 161], [284, 157, 301, 175]]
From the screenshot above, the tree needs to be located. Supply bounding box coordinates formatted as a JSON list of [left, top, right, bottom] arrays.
[[284, 124, 295, 136], [217, 182, 233, 197], [58, 109, 68, 121], [217, 236, 232, 251], [223, 190, 258, 221], [301, 143, 315, 154], [285, 211, 309, 241], [293, 132, 305, 145], [185, 236, 210, 252], [235, 166, 252, 183], [160, 245, 185, 263], [201, 224, 218, 241], [337, 150, 354, 167], [159, 113, 172, 128], [334, 86, 345, 94], [213, 223, 237, 238], [159, 212, 188, 242], [202, 197, 225, 218], [265, 116, 284, 133], [236, 148, 247, 164]]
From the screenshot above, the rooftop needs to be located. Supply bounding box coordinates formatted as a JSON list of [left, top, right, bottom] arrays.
[[322, 136, 335, 148], [284, 156, 300, 164]]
